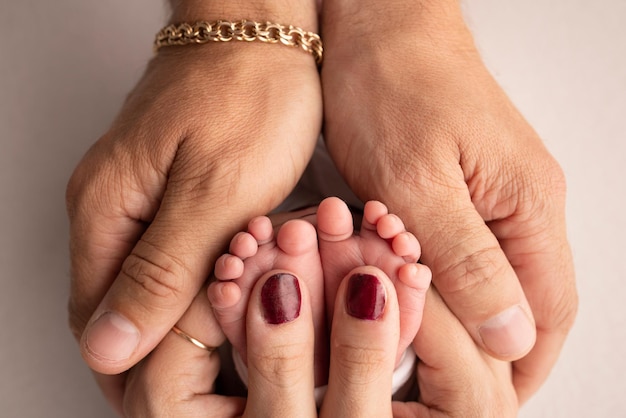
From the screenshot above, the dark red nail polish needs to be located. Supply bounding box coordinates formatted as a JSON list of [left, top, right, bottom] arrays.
[[346, 273, 385, 320], [261, 273, 301, 324]]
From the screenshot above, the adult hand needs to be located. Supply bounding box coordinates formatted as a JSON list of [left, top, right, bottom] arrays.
[[65, 0, 321, 405], [322, 267, 517, 418], [396, 288, 518, 418], [321, 0, 577, 402], [123, 287, 241, 417], [124, 266, 517, 418], [124, 269, 320, 418]]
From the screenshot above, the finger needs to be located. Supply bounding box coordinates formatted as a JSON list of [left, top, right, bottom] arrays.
[[78, 143, 285, 374], [401, 287, 518, 418], [397, 146, 575, 398], [321, 266, 398, 418], [91, 373, 126, 418], [66, 132, 191, 377], [66, 134, 170, 344], [389, 167, 536, 361], [123, 286, 245, 418], [489, 165, 577, 402], [67, 137, 166, 411], [243, 270, 317, 418], [69, 42, 322, 376]]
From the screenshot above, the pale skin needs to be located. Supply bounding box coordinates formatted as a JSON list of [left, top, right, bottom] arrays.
[[122, 265, 517, 417], [66, 0, 577, 410], [208, 197, 431, 387], [123, 199, 514, 417]]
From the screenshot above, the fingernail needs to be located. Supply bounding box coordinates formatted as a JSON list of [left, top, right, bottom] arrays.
[[479, 305, 535, 357], [346, 273, 386, 320], [85, 312, 140, 362], [261, 273, 302, 324]]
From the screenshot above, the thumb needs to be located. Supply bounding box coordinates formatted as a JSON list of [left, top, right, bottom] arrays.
[[399, 181, 536, 361], [79, 162, 269, 374], [243, 271, 317, 418], [321, 266, 399, 418]]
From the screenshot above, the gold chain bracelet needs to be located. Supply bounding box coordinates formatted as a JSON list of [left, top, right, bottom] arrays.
[[154, 20, 323, 65]]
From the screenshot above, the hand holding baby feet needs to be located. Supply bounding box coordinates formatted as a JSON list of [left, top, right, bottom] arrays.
[[208, 197, 431, 392]]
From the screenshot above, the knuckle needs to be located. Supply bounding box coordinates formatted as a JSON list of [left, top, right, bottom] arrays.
[[66, 169, 114, 224], [119, 240, 189, 307], [65, 138, 109, 211], [123, 379, 170, 418], [541, 280, 579, 335], [250, 342, 308, 386], [544, 159, 567, 196], [453, 370, 518, 418], [519, 155, 568, 214], [332, 342, 388, 386], [65, 161, 93, 220], [471, 391, 518, 418], [435, 244, 507, 297], [485, 386, 519, 418]]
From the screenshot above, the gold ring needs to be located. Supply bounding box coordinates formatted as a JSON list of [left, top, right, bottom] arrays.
[[171, 326, 217, 352]]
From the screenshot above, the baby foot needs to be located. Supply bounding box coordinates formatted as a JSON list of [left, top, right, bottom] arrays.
[[207, 215, 328, 384], [317, 197, 431, 362]]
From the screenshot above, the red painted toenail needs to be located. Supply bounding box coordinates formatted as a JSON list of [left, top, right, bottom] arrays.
[[346, 273, 386, 320], [261, 273, 301, 324]]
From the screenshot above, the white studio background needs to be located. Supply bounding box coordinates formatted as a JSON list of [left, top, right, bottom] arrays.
[[1, 1, 624, 417]]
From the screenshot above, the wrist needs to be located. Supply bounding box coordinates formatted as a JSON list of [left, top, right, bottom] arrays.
[[169, 0, 319, 31], [322, 0, 476, 61]]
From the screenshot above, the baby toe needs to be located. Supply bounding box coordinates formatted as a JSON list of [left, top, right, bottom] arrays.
[[208, 281, 242, 310], [276, 220, 318, 256], [230, 232, 259, 259], [248, 216, 274, 245], [214, 254, 245, 280], [376, 214, 406, 240], [391, 232, 422, 261], [362, 200, 389, 231], [317, 197, 353, 242]]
